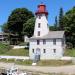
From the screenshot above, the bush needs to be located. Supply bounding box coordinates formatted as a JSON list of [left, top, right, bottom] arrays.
[[19, 42, 29, 46], [0, 43, 11, 54], [66, 42, 73, 49], [19, 42, 29, 49]]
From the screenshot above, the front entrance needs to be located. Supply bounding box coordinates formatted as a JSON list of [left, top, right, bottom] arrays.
[[34, 48, 41, 62]]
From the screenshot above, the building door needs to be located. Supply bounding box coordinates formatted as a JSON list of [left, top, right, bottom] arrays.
[[35, 48, 41, 61]]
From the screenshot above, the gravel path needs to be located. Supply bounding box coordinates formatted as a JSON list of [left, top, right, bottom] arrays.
[[0, 62, 75, 74]]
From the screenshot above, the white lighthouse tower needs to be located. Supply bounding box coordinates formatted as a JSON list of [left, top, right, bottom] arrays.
[[34, 3, 49, 37]]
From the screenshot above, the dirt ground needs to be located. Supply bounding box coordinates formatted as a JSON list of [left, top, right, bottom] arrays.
[[0, 62, 75, 74]]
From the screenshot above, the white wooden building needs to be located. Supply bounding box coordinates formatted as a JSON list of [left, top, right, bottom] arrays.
[[29, 3, 65, 60]]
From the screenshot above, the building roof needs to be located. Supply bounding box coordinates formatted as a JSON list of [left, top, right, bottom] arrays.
[[0, 32, 8, 35], [30, 31, 65, 40]]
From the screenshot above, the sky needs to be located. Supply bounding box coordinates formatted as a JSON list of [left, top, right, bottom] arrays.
[[0, 0, 75, 31]]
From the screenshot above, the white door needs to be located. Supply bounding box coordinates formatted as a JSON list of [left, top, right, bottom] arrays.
[[36, 48, 41, 55], [34, 48, 41, 61]]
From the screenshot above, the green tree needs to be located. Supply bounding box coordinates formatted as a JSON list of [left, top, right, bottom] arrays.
[[23, 17, 35, 37], [63, 7, 75, 47], [54, 16, 59, 30], [49, 16, 59, 31], [2, 23, 9, 32], [54, 16, 58, 27], [49, 26, 56, 31], [59, 8, 64, 30], [7, 8, 34, 35]]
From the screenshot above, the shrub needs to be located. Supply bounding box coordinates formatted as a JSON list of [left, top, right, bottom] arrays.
[[19, 42, 29, 46], [0, 43, 11, 54], [66, 42, 73, 49]]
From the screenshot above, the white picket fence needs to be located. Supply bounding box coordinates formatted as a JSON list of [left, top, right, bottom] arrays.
[[12, 45, 28, 49], [0, 56, 75, 61], [0, 56, 29, 61]]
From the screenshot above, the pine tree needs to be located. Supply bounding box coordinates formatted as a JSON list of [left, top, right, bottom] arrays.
[[59, 8, 64, 30], [54, 16, 58, 28]]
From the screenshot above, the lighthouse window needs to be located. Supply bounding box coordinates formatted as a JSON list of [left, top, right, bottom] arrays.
[[38, 31, 40, 36], [43, 49, 46, 53], [32, 49, 34, 53], [38, 23, 41, 28], [37, 40, 40, 45], [39, 15, 41, 19]]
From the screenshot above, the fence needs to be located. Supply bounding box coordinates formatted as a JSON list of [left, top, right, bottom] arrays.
[[12, 45, 28, 49], [0, 56, 29, 61]]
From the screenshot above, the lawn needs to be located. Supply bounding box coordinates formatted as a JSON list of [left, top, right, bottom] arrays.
[[64, 48, 75, 57], [0, 43, 29, 56], [37, 60, 72, 66], [1, 48, 29, 56], [0, 43, 11, 54], [0, 59, 73, 66], [0, 59, 32, 65]]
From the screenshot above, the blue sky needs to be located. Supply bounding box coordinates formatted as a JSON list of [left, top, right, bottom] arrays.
[[0, 0, 75, 31]]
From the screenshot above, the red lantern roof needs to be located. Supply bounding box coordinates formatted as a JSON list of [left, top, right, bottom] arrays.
[[35, 3, 48, 15]]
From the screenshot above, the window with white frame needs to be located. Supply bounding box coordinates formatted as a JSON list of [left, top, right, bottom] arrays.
[[32, 49, 34, 53], [43, 39, 46, 44], [38, 31, 40, 36], [38, 23, 41, 28], [53, 39, 56, 45], [53, 49, 56, 53], [37, 40, 40, 45], [43, 49, 46, 53], [39, 15, 41, 19]]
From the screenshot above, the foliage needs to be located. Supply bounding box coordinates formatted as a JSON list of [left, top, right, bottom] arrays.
[[7, 8, 34, 35], [49, 26, 59, 31], [2, 23, 9, 32], [19, 42, 29, 46], [59, 8, 64, 30], [23, 17, 35, 37], [64, 48, 75, 57], [0, 59, 72, 66], [37, 60, 72, 66], [2, 48, 29, 56], [63, 7, 75, 47], [0, 59, 32, 65], [54, 16, 58, 30], [0, 43, 11, 54], [2, 8, 34, 44], [51, 7, 75, 47], [66, 42, 73, 49], [19, 42, 29, 49]]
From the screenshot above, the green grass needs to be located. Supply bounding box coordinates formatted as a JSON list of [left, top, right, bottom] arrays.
[[0, 59, 32, 65], [0, 43, 11, 54], [0, 42, 29, 56], [37, 60, 72, 66], [64, 48, 75, 57], [0, 59, 73, 66], [1, 48, 29, 56]]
